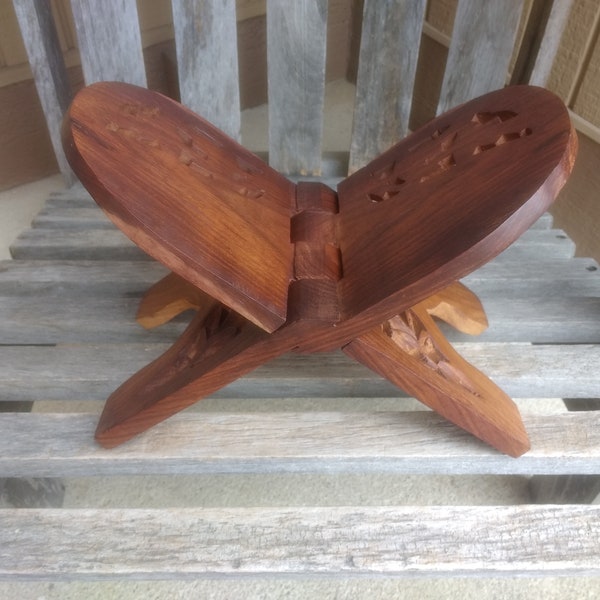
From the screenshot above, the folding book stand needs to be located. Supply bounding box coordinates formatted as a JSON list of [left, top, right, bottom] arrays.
[[63, 82, 576, 456]]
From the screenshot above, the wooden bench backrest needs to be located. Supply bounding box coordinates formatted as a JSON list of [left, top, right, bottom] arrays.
[[14, 0, 572, 184]]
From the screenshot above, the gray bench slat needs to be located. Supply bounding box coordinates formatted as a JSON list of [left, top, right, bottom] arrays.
[[9, 227, 576, 262], [10, 229, 147, 261], [0, 260, 166, 295], [1, 505, 599, 579], [267, 0, 328, 175], [2, 255, 598, 298], [0, 343, 598, 402], [348, 0, 426, 172], [31, 208, 118, 229], [1, 293, 597, 344], [70, 0, 146, 86], [437, 0, 524, 114], [173, 0, 241, 140], [1, 411, 599, 477]]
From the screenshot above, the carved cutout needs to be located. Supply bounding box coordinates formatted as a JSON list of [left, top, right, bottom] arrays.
[[472, 110, 517, 124], [431, 125, 450, 139], [420, 153, 456, 183], [370, 161, 396, 180], [367, 177, 406, 203], [384, 310, 480, 397], [474, 127, 532, 155], [120, 103, 160, 118]]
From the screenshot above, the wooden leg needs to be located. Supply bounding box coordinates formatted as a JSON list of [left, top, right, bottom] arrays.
[[136, 272, 210, 329], [418, 281, 488, 335], [343, 304, 530, 457], [127, 275, 527, 455], [96, 302, 289, 448]]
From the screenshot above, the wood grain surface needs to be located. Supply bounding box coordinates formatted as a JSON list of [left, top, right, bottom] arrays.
[[2, 505, 600, 578]]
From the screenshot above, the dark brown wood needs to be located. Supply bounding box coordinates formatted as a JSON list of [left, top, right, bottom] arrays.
[[63, 83, 577, 453], [63, 82, 295, 333]]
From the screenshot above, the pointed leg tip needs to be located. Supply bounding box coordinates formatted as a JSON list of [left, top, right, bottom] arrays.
[[505, 434, 531, 458]]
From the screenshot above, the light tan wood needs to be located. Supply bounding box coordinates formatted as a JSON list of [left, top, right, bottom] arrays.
[[136, 272, 212, 329], [418, 281, 488, 335]]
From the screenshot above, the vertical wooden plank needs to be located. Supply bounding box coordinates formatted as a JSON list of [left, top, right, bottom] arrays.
[[529, 0, 574, 86], [172, 0, 241, 141], [267, 0, 328, 176], [437, 0, 524, 115], [12, 0, 74, 184], [70, 0, 146, 86], [348, 0, 426, 173]]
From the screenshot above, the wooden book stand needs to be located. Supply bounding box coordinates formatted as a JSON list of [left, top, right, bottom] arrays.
[[63, 82, 576, 456]]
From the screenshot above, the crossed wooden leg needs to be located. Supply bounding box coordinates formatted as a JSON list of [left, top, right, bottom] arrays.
[[95, 274, 529, 457]]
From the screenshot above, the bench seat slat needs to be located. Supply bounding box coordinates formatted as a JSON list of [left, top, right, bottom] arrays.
[[3, 254, 598, 297], [1, 505, 599, 579], [0, 343, 598, 402], [1, 411, 599, 477], [1, 294, 598, 344]]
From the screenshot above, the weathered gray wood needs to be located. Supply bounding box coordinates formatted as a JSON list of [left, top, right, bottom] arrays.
[[1, 505, 600, 579], [70, 0, 146, 86], [267, 0, 328, 175], [10, 229, 148, 261], [2, 255, 596, 296], [437, 0, 524, 114], [0, 342, 598, 402], [1, 411, 600, 477], [1, 293, 599, 344], [8, 226, 577, 262], [12, 0, 74, 184], [3, 253, 598, 300], [348, 0, 426, 173], [172, 0, 241, 140], [529, 0, 575, 86], [31, 207, 120, 229], [0, 260, 167, 295]]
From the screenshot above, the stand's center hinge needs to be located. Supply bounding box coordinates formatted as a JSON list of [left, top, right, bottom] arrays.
[[288, 182, 342, 323]]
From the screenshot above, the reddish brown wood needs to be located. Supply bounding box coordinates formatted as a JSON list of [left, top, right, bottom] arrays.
[[344, 306, 529, 457], [62, 81, 295, 333], [63, 83, 577, 453]]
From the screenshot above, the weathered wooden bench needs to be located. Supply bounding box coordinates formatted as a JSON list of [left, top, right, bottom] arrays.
[[3, 0, 600, 581]]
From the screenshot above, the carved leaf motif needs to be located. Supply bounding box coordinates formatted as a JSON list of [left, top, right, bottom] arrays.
[[386, 309, 480, 397]]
